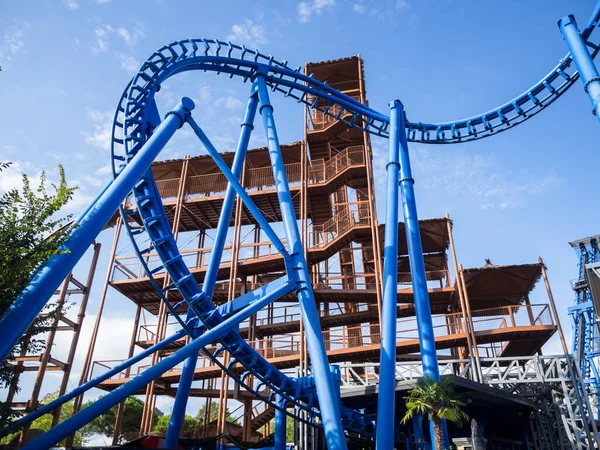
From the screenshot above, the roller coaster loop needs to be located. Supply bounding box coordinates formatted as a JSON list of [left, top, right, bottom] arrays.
[[1, 3, 600, 450]]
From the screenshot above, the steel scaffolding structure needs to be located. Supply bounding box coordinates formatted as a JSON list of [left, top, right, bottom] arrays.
[[0, 2, 599, 449], [569, 236, 600, 409]]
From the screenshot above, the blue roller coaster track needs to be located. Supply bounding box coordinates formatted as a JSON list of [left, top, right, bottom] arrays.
[[1, 3, 600, 450]]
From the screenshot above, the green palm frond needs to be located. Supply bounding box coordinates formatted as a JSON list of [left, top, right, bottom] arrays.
[[400, 377, 468, 426]]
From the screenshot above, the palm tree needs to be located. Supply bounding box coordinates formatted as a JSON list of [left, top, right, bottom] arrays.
[[401, 377, 468, 450]]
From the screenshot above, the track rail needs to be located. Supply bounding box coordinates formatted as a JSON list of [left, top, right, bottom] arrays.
[[110, 73, 373, 437], [107, 2, 600, 441]]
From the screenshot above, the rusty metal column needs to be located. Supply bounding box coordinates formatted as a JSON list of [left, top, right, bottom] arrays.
[[459, 264, 483, 381], [112, 304, 142, 444], [358, 55, 384, 323], [51, 242, 102, 428], [445, 213, 477, 380], [217, 162, 246, 438], [539, 256, 569, 355], [20, 274, 72, 446], [67, 217, 122, 447]]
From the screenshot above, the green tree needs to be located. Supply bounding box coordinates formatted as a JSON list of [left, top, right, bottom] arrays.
[[83, 396, 162, 444], [152, 414, 196, 436], [401, 377, 468, 450], [195, 402, 239, 425], [264, 411, 295, 443], [0, 164, 76, 425], [0, 391, 91, 447]]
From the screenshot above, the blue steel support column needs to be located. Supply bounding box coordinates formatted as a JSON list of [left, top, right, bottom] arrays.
[[21, 281, 293, 450], [164, 88, 259, 449], [412, 414, 426, 450], [375, 100, 402, 450], [396, 101, 449, 447], [254, 74, 347, 450], [0, 98, 195, 364], [559, 14, 600, 120], [274, 396, 287, 450], [164, 349, 196, 448]]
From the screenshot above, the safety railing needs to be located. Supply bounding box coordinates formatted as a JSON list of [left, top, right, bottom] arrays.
[[337, 354, 576, 388], [251, 302, 364, 329], [246, 163, 302, 191], [337, 360, 474, 387], [448, 304, 554, 332], [153, 161, 303, 203], [92, 304, 557, 384], [308, 146, 365, 185], [245, 304, 554, 357], [152, 145, 364, 203], [93, 350, 225, 382], [397, 269, 451, 289], [313, 272, 377, 290], [137, 322, 186, 343], [309, 201, 370, 248], [111, 239, 284, 282], [307, 93, 362, 131]]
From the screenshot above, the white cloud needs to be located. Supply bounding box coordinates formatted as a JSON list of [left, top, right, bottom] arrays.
[[64, 0, 79, 9], [353, 3, 367, 13], [0, 20, 29, 66], [409, 13, 421, 30], [91, 24, 113, 54], [215, 96, 243, 111], [297, 0, 335, 23], [116, 25, 146, 46], [82, 108, 113, 151], [396, 0, 409, 10], [0, 161, 93, 216], [90, 23, 145, 54], [408, 147, 561, 210], [227, 19, 269, 48], [53, 314, 137, 379], [0, 161, 34, 194], [198, 85, 212, 104], [115, 52, 139, 74]]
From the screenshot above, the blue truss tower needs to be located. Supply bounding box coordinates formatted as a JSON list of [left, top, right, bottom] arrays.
[[569, 236, 600, 400]]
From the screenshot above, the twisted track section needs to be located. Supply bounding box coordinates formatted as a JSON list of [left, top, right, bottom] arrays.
[[110, 75, 373, 437], [108, 3, 600, 438]]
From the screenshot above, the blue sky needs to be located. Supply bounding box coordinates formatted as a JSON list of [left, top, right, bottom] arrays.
[[1, 0, 600, 439]]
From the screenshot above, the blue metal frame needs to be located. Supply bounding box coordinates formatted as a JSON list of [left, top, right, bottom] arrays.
[[0, 98, 195, 364], [559, 14, 600, 119], [3, 2, 600, 447], [275, 396, 287, 450], [254, 74, 346, 449], [568, 238, 600, 410], [375, 100, 403, 450], [164, 84, 259, 448]]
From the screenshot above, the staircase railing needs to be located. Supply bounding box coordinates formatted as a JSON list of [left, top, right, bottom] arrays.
[[308, 145, 365, 184], [310, 200, 370, 248]]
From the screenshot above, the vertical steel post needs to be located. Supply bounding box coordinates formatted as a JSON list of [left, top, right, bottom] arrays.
[[0, 98, 195, 364], [163, 349, 196, 448], [558, 15, 600, 120], [274, 396, 287, 450], [164, 92, 258, 448], [375, 100, 402, 450], [254, 74, 347, 450], [396, 102, 438, 379], [412, 414, 426, 450], [395, 101, 449, 447]]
